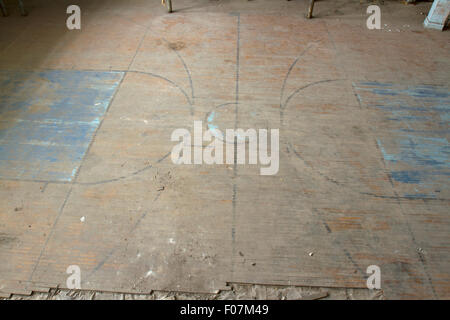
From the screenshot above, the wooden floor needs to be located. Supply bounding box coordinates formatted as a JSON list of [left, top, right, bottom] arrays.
[[0, 0, 449, 299]]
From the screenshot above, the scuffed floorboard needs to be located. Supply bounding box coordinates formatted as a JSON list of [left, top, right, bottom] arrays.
[[0, 1, 449, 299]]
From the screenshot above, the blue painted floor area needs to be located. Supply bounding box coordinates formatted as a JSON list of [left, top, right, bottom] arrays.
[[0, 70, 124, 182], [355, 82, 449, 199]]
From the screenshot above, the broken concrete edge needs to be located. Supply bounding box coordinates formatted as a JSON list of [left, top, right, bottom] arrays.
[[0, 280, 224, 297], [0, 279, 371, 300], [0, 279, 57, 296], [0, 288, 329, 300], [297, 291, 329, 300]]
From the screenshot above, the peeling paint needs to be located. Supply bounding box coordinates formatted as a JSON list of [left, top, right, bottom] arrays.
[[356, 82, 449, 198], [0, 70, 124, 181]]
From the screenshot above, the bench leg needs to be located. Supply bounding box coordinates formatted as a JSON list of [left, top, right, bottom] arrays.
[[424, 0, 449, 31], [18, 0, 27, 16], [0, 0, 8, 17], [162, 0, 172, 13], [307, 0, 315, 19]]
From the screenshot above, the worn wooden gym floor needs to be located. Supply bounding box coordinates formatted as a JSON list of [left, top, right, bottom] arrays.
[[0, 0, 449, 299]]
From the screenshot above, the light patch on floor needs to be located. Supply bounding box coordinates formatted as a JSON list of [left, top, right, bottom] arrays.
[[354, 82, 449, 199], [0, 70, 123, 181]]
